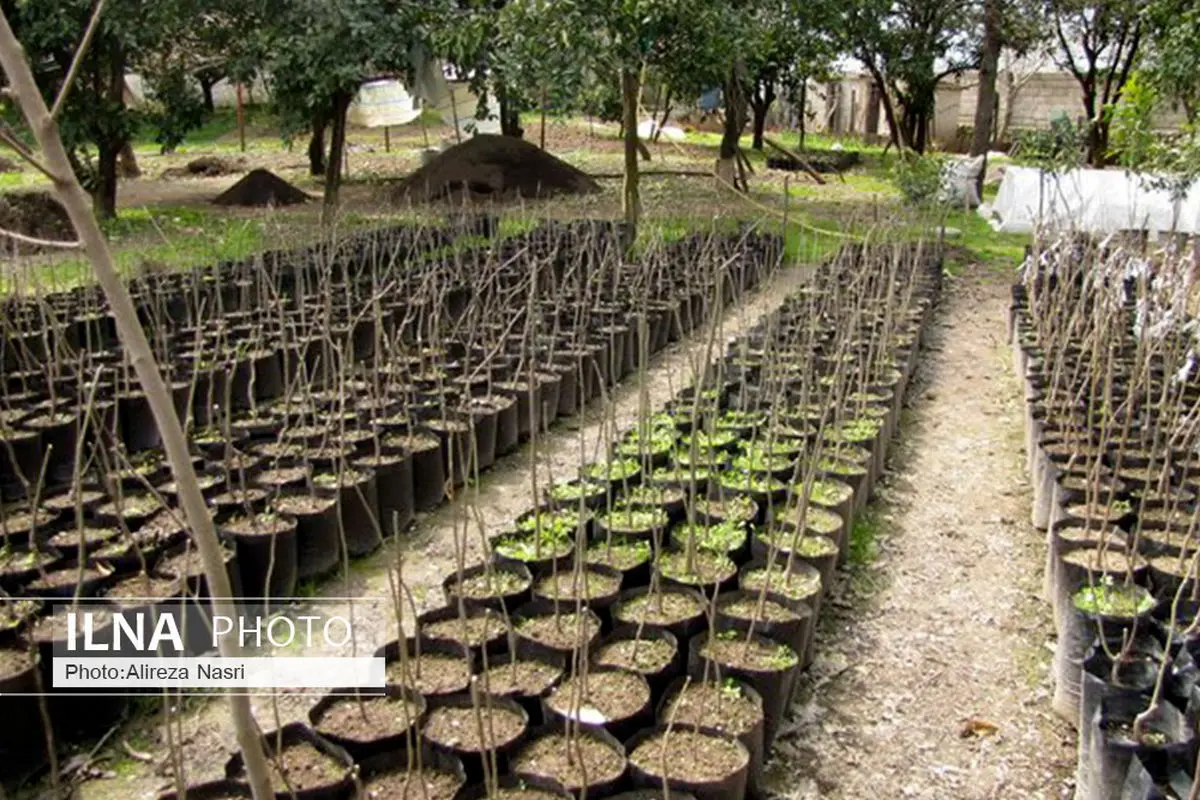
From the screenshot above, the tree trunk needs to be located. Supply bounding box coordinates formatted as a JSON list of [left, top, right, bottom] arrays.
[[913, 108, 929, 154], [199, 76, 216, 113], [864, 82, 882, 141], [323, 91, 352, 222], [719, 63, 746, 189], [94, 49, 125, 219], [308, 112, 327, 176], [971, 0, 1002, 193], [620, 68, 641, 239], [797, 81, 809, 149], [750, 79, 775, 151], [864, 62, 906, 151], [653, 89, 672, 143], [497, 84, 523, 138], [94, 143, 119, 220]]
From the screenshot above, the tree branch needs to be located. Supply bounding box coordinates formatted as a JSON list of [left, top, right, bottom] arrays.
[[0, 227, 81, 249], [0, 121, 59, 181], [51, 0, 107, 120]]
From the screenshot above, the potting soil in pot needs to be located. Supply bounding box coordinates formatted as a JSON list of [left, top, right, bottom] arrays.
[[316, 693, 424, 742], [512, 732, 626, 793], [259, 740, 347, 793], [386, 652, 472, 696], [593, 637, 677, 675], [478, 658, 563, 699], [533, 568, 622, 603], [362, 766, 464, 800], [423, 612, 509, 649], [423, 703, 527, 752], [516, 611, 601, 651], [544, 669, 650, 728], [629, 728, 749, 793], [615, 590, 705, 629]]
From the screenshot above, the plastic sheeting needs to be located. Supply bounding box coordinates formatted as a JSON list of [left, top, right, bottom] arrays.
[[348, 80, 422, 127], [984, 165, 1200, 236]]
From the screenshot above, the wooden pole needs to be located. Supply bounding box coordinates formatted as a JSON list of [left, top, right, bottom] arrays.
[[384, 125, 390, 153]]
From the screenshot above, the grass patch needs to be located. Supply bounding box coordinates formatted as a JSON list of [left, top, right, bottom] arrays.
[[0, 169, 48, 191], [944, 206, 1029, 273], [848, 509, 881, 567]]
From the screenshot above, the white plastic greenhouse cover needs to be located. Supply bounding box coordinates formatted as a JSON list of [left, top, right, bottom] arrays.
[[983, 165, 1200, 236]]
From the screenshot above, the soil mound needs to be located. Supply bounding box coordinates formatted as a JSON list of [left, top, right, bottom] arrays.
[[163, 156, 243, 180], [0, 191, 72, 253], [213, 169, 310, 207], [395, 134, 599, 202]]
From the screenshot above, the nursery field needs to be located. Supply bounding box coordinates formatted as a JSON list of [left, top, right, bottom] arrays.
[[7, 115, 1180, 800]]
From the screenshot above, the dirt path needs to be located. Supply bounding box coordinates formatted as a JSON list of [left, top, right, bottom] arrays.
[[770, 263, 1077, 799]]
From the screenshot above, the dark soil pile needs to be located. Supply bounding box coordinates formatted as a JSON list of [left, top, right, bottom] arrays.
[[395, 134, 600, 202], [0, 192, 73, 253], [163, 156, 244, 180], [213, 169, 310, 207], [766, 150, 861, 173]]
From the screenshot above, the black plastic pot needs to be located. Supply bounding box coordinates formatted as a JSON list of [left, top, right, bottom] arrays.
[[657, 676, 765, 800], [542, 665, 654, 743], [625, 725, 750, 800], [611, 586, 708, 645], [591, 624, 682, 702], [224, 722, 355, 800], [713, 589, 813, 667], [357, 452, 416, 538], [378, 637, 474, 699], [474, 651, 566, 727], [442, 562, 534, 614], [530, 563, 624, 623], [221, 512, 299, 600], [513, 600, 603, 663], [418, 605, 510, 664], [272, 494, 340, 580], [687, 631, 799, 750], [511, 722, 629, 799], [312, 467, 382, 558], [359, 743, 467, 799], [395, 431, 446, 512], [422, 692, 530, 785], [308, 685, 427, 761]]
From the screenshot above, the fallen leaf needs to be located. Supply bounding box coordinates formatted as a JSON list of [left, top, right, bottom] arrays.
[[960, 718, 999, 738]]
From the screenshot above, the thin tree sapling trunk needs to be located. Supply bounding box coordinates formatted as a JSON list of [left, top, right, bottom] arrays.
[[0, 9, 275, 798]]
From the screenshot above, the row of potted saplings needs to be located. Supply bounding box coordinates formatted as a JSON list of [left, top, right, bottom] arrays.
[[0, 212, 531, 374], [0, 221, 776, 502], [183, 243, 941, 799], [0, 230, 783, 767], [1010, 237, 1200, 800], [0, 224, 781, 604]]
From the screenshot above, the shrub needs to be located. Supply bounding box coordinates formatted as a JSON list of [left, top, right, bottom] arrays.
[[889, 153, 945, 206]]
